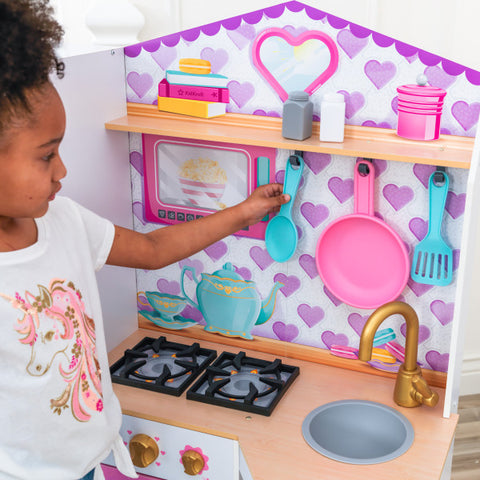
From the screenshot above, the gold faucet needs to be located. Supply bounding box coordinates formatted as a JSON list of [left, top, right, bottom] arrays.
[[358, 301, 439, 408]]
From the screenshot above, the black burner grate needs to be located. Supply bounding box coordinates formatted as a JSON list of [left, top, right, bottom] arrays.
[[186, 351, 299, 416], [110, 336, 217, 396]]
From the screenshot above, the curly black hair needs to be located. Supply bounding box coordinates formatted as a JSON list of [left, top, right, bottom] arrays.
[[0, 0, 64, 133]]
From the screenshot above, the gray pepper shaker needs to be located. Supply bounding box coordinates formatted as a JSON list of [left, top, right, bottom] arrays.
[[282, 91, 313, 141]]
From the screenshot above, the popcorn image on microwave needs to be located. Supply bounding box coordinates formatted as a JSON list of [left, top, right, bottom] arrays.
[[178, 157, 227, 209]]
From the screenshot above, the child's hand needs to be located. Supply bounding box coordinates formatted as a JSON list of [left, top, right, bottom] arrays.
[[238, 183, 290, 226], [108, 183, 290, 270]]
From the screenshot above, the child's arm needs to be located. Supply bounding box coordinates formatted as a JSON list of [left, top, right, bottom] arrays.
[[106, 183, 289, 269]]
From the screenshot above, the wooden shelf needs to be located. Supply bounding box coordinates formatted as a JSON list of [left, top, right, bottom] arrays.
[[105, 103, 474, 169]]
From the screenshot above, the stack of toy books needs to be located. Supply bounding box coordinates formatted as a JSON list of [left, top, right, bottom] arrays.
[[157, 58, 229, 118]]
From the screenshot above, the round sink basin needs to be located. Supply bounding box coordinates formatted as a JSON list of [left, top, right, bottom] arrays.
[[302, 399, 414, 465]]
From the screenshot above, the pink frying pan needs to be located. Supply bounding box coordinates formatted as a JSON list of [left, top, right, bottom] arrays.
[[315, 161, 409, 309]]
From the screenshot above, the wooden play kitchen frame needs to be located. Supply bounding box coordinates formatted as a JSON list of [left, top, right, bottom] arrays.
[[105, 104, 479, 419]]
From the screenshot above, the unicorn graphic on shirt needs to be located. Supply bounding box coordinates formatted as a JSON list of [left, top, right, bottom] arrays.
[[1, 279, 104, 422]]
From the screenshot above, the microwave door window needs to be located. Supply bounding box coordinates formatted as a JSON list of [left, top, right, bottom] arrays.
[[156, 142, 249, 212]]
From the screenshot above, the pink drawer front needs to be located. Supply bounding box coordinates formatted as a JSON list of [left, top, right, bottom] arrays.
[[102, 464, 164, 479]]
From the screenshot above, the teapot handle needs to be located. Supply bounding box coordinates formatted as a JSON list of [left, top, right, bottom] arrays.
[[180, 266, 200, 309]]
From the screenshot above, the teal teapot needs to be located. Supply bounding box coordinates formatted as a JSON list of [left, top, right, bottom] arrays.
[[180, 262, 282, 339]]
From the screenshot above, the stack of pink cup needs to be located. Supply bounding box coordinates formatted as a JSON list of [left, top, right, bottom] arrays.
[[396, 84, 447, 141]]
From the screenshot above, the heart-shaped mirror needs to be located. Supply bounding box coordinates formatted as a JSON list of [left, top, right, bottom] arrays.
[[252, 28, 339, 102]]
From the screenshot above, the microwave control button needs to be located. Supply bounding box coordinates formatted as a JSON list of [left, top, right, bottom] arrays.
[[177, 212, 185, 221], [186, 213, 195, 221], [157, 209, 166, 219], [129, 433, 160, 468], [195, 215, 204, 219], [167, 211, 176, 220], [181, 449, 205, 476]]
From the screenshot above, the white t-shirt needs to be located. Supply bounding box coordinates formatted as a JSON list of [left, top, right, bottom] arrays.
[[0, 197, 135, 479]]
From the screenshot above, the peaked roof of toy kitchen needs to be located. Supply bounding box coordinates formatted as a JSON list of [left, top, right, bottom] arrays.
[[126, 1, 479, 81], [124, 0, 480, 137]]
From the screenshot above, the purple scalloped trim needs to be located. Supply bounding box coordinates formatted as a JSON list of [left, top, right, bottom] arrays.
[[124, 0, 480, 84]]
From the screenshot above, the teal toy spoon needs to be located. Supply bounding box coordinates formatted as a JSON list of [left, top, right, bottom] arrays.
[[265, 153, 304, 262]]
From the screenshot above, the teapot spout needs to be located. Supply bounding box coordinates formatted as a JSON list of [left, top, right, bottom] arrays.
[[256, 281, 283, 326]]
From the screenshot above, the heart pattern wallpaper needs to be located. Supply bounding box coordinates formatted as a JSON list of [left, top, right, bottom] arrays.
[[124, 1, 476, 372]]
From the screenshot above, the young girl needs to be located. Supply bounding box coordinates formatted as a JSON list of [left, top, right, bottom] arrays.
[[0, 1, 288, 479]]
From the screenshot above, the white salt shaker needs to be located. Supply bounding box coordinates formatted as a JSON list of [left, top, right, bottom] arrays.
[[320, 93, 345, 142]]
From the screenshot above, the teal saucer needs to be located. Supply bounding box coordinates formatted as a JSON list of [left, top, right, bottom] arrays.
[[139, 310, 197, 330]]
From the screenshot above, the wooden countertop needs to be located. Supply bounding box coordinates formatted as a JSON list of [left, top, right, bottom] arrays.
[[109, 328, 458, 480]]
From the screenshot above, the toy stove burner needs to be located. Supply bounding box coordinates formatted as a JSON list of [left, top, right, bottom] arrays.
[[186, 351, 299, 416], [110, 336, 217, 396]]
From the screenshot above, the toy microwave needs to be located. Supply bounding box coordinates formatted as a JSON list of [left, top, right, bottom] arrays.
[[142, 134, 277, 239]]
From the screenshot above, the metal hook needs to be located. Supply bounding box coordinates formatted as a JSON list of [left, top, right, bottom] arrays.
[[289, 151, 303, 167], [434, 166, 446, 184], [358, 158, 373, 175]]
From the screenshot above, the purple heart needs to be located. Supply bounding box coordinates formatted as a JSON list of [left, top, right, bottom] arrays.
[[400, 322, 431, 344], [151, 46, 177, 70], [204, 241, 228, 261], [200, 47, 229, 73], [132, 201, 147, 225], [337, 29, 368, 59], [298, 304, 324, 328], [299, 254, 318, 279], [328, 177, 354, 204], [453, 249, 461, 271], [324, 286, 343, 306], [228, 80, 255, 108], [182, 305, 203, 323], [253, 109, 281, 117], [430, 300, 454, 326], [127, 72, 154, 99], [156, 279, 181, 296], [304, 152, 331, 175], [226, 24, 256, 50], [235, 266, 252, 281], [364, 60, 397, 89], [425, 350, 449, 372], [322, 331, 349, 349], [273, 273, 301, 297], [406, 53, 418, 64], [362, 120, 393, 130], [179, 258, 204, 280], [348, 313, 369, 336], [130, 151, 144, 175], [413, 164, 436, 188], [407, 278, 434, 297], [409, 217, 428, 241], [300, 202, 329, 228], [339, 90, 365, 119], [383, 184, 414, 211], [372, 159, 387, 177], [446, 192, 466, 219], [137, 293, 153, 312], [424, 65, 456, 90], [452, 101, 480, 131], [272, 321, 299, 342], [284, 25, 309, 36], [249, 246, 274, 270], [391, 96, 398, 114]]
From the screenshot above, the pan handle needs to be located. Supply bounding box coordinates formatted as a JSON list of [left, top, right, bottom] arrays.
[[354, 160, 375, 216]]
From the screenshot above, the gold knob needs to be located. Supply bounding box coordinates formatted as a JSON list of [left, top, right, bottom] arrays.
[[181, 449, 205, 476], [129, 433, 160, 468]]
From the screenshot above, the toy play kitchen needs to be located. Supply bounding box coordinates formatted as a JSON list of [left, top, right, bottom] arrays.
[[96, 1, 480, 478]]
